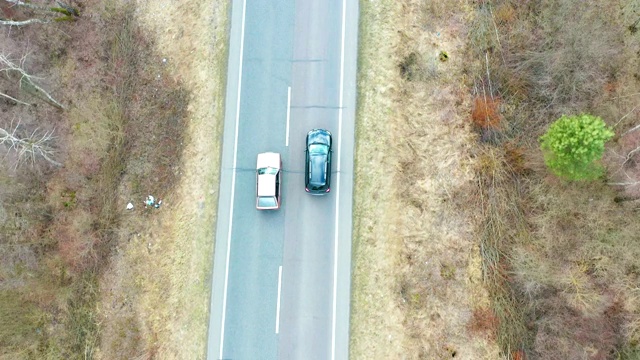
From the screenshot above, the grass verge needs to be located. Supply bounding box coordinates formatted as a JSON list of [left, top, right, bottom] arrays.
[[96, 0, 229, 358], [350, 0, 500, 358]]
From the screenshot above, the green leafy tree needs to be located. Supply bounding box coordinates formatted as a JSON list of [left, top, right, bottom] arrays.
[[540, 114, 614, 180]]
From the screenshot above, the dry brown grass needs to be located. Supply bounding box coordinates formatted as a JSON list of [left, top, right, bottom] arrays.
[[351, 0, 500, 358], [95, 0, 228, 358], [355, 0, 640, 358], [350, 1, 406, 357]]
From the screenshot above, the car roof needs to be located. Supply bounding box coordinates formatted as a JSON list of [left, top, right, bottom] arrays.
[[256, 152, 281, 169], [257, 173, 277, 197], [309, 155, 326, 185]]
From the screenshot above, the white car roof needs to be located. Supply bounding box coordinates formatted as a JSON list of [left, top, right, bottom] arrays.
[[257, 152, 281, 170], [257, 174, 276, 197]]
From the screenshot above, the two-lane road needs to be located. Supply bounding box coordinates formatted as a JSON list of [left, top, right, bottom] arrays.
[[207, 0, 358, 359]]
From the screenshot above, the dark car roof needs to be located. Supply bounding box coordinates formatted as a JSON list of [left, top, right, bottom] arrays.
[[309, 153, 327, 186]]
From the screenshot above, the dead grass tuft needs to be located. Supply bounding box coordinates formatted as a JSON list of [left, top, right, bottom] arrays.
[[494, 3, 516, 26], [468, 307, 499, 341], [472, 96, 502, 128]]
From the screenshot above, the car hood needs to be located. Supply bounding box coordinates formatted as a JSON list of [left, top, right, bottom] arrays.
[[257, 152, 281, 169], [307, 129, 331, 146]]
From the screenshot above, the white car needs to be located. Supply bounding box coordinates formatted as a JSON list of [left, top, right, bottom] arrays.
[[256, 152, 282, 210]]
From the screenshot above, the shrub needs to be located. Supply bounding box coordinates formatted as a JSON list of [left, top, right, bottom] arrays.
[[540, 114, 614, 180]]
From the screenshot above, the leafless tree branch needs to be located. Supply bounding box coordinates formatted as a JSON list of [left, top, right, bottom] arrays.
[[624, 145, 640, 166], [608, 180, 640, 187], [0, 91, 30, 105], [0, 52, 65, 109], [5, 0, 44, 11], [613, 106, 638, 129], [3, 0, 79, 24], [0, 121, 61, 167]]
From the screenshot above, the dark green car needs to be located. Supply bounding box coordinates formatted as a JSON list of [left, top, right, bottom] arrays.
[[305, 129, 332, 195]]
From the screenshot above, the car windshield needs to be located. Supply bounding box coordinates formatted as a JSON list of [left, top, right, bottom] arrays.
[[258, 167, 278, 175], [257, 196, 277, 208], [308, 143, 328, 155]]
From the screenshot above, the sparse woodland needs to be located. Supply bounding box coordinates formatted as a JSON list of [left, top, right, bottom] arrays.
[[353, 0, 640, 359], [0, 0, 191, 358], [467, 1, 640, 358]]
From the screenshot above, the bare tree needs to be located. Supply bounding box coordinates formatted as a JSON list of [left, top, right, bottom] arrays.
[[0, 52, 64, 109], [0, 120, 60, 167]]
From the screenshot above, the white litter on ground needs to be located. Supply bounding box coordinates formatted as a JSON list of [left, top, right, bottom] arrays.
[[144, 195, 163, 209]]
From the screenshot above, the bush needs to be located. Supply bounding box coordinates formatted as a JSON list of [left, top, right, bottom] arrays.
[[540, 114, 614, 180]]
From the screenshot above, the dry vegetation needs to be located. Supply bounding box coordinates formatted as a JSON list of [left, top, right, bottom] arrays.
[[0, 0, 226, 359], [470, 1, 640, 358], [351, 0, 500, 358], [352, 0, 640, 359]]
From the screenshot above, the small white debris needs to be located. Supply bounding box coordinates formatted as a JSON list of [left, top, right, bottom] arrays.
[[126, 202, 134, 210], [162, 58, 167, 63]]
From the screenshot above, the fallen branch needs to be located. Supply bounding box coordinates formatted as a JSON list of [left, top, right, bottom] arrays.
[[0, 91, 31, 106], [614, 106, 638, 129], [4, 0, 44, 11], [4, 0, 79, 20], [0, 18, 50, 26], [608, 181, 640, 187], [622, 122, 640, 137], [623, 145, 640, 166]]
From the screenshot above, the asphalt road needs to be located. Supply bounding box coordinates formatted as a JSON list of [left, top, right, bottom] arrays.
[[207, 0, 358, 359]]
